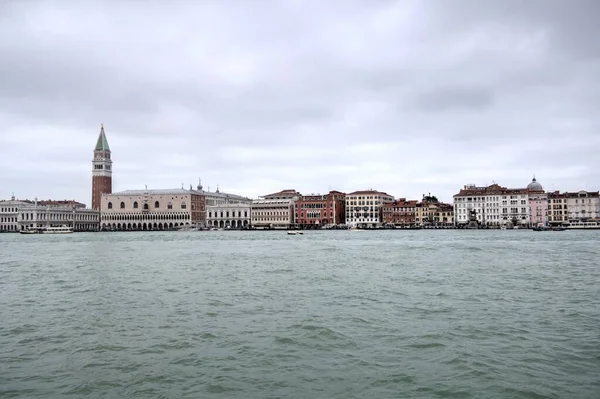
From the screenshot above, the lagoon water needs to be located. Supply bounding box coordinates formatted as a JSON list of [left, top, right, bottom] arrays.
[[1, 230, 599, 398]]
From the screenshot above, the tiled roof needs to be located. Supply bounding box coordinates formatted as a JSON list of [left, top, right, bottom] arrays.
[[383, 199, 417, 208]]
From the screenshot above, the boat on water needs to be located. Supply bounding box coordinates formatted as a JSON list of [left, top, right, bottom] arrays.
[[20, 225, 73, 235], [533, 223, 566, 231], [565, 221, 600, 230], [287, 231, 303, 235]]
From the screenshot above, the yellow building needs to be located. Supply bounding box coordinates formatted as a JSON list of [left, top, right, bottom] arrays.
[[415, 200, 454, 227]]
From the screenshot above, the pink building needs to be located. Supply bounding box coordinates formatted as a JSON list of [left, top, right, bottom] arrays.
[[527, 177, 548, 227]]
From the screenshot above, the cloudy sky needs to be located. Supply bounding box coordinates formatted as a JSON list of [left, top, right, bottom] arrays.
[[1, 0, 598, 204]]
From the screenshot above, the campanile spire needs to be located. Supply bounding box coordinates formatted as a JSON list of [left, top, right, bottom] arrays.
[[91, 124, 113, 210]]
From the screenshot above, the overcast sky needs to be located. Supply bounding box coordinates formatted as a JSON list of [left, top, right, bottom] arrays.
[[1, 0, 598, 205]]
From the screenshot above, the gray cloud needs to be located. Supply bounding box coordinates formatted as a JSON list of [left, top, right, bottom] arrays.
[[0, 0, 598, 204]]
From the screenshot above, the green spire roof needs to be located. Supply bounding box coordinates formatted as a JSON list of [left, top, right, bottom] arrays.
[[95, 124, 110, 152]]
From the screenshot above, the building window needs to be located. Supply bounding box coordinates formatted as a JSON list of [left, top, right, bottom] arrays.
[[167, 202, 173, 210], [133, 201, 138, 209], [181, 203, 187, 209], [108, 202, 113, 209], [143, 203, 149, 210], [154, 201, 160, 208], [120, 202, 125, 209]]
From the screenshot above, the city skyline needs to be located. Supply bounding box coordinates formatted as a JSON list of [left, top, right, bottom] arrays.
[[1, 1, 599, 203]]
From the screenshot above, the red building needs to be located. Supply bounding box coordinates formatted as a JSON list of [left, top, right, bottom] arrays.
[[382, 198, 417, 226], [295, 190, 345, 228]]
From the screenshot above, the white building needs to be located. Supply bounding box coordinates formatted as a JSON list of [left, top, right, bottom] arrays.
[[206, 203, 251, 229], [0, 197, 31, 232], [453, 180, 539, 227], [251, 199, 295, 229], [345, 190, 394, 227], [17, 199, 99, 232], [565, 191, 600, 222]]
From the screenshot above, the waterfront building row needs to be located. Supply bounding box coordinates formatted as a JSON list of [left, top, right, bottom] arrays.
[[0, 197, 99, 232], [3, 126, 598, 232], [452, 177, 600, 228]]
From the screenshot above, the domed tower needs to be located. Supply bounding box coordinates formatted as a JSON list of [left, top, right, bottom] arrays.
[[91, 124, 112, 210], [527, 175, 543, 191]]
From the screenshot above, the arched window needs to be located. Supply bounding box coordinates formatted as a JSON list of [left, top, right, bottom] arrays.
[[108, 202, 113, 209], [181, 202, 187, 209], [167, 202, 173, 210], [120, 202, 125, 209], [133, 201, 138, 209], [154, 201, 160, 208], [143, 203, 149, 210]]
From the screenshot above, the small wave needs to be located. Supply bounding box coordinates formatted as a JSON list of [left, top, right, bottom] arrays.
[[205, 383, 239, 394], [274, 336, 299, 345], [406, 342, 446, 349], [263, 268, 295, 274]]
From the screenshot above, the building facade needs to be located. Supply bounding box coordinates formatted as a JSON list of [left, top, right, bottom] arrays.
[[415, 201, 454, 226], [345, 190, 394, 227], [0, 198, 32, 232], [548, 191, 568, 226], [251, 199, 296, 229], [382, 199, 417, 226], [206, 203, 251, 228], [100, 188, 206, 230], [454, 178, 542, 227], [17, 199, 99, 231], [294, 190, 345, 228], [529, 192, 549, 227], [92, 125, 112, 210], [564, 190, 600, 223]]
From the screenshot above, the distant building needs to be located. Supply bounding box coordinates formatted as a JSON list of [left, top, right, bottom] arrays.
[[415, 200, 454, 227], [250, 189, 300, 229], [92, 124, 112, 210], [564, 190, 600, 223], [382, 198, 417, 226], [294, 190, 345, 228], [100, 183, 251, 231], [0, 196, 32, 232], [206, 203, 251, 229], [17, 199, 99, 232], [453, 177, 543, 227], [528, 178, 548, 227], [548, 191, 568, 226], [262, 189, 302, 200], [100, 188, 204, 231], [345, 190, 394, 228]]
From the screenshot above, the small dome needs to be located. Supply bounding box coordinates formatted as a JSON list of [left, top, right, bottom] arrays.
[[527, 176, 543, 191]]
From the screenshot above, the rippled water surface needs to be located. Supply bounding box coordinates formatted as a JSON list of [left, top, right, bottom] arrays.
[[1, 230, 599, 398]]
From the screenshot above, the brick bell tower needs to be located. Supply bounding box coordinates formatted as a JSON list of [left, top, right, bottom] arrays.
[[91, 124, 112, 210]]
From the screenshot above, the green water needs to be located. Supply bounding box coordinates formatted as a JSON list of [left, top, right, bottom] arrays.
[[1, 230, 599, 398]]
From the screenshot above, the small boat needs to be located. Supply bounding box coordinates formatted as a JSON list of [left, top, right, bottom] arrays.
[[287, 231, 298, 235]]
